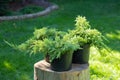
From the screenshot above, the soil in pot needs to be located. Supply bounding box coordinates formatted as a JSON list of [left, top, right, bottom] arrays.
[[45, 54, 50, 63], [51, 52, 73, 72], [72, 44, 90, 64]]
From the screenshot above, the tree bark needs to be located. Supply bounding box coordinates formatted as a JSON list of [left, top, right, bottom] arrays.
[[34, 60, 90, 80]]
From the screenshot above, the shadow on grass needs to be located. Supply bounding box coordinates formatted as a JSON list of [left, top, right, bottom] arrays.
[[0, 49, 44, 80], [106, 30, 120, 52], [0, 60, 31, 80]]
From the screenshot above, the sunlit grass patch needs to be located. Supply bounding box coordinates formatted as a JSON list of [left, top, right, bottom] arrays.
[[90, 47, 120, 80], [106, 30, 120, 40]]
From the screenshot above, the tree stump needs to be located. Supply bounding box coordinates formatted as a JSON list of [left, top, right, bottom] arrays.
[[34, 60, 89, 80]]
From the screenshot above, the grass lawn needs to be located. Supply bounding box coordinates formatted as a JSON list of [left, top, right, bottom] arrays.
[[0, 0, 120, 80]]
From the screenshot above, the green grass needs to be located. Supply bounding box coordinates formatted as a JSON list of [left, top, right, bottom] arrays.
[[0, 0, 120, 80]]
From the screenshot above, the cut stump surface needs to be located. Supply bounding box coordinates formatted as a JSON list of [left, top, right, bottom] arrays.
[[34, 60, 89, 80]]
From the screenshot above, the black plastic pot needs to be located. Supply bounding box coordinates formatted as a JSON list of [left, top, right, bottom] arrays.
[[72, 44, 90, 64], [51, 52, 73, 72]]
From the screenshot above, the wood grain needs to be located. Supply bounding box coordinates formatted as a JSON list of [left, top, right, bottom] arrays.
[[34, 60, 89, 80]]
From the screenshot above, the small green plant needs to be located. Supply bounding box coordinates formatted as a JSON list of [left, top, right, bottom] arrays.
[[65, 16, 108, 50], [40, 36, 79, 62], [75, 16, 91, 30], [8, 28, 79, 62], [6, 27, 80, 62], [33, 27, 66, 40]]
